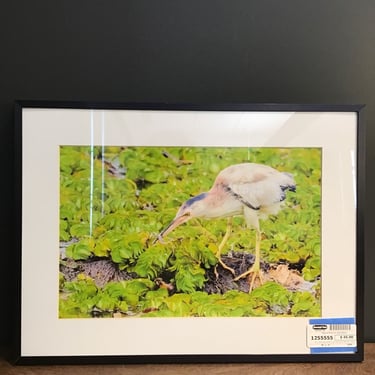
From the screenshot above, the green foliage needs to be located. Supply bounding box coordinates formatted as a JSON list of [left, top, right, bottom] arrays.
[[66, 238, 95, 260], [59, 146, 321, 318], [291, 290, 321, 316], [59, 276, 154, 318], [132, 244, 172, 278], [60, 278, 319, 318], [59, 276, 98, 318]]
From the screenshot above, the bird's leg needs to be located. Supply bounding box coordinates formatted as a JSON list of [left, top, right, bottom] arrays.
[[233, 228, 263, 292], [215, 217, 236, 276]]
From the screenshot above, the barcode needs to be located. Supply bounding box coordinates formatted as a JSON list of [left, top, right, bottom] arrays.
[[329, 324, 351, 331]]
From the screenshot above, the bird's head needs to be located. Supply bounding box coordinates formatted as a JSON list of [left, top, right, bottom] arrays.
[[155, 193, 208, 242]]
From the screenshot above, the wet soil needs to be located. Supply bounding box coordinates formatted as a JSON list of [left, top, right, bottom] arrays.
[[60, 250, 315, 294]]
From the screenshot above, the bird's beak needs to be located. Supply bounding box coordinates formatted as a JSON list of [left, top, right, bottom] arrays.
[[155, 214, 191, 243]]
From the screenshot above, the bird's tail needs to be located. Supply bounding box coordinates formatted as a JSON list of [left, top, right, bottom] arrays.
[[280, 172, 296, 197]]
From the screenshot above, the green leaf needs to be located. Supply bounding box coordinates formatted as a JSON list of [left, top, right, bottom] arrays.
[[103, 279, 154, 308], [133, 245, 172, 277], [251, 282, 291, 312], [163, 294, 192, 316], [70, 223, 90, 237], [291, 291, 320, 316], [96, 293, 117, 311], [174, 264, 206, 293], [66, 240, 94, 260], [143, 288, 169, 310]]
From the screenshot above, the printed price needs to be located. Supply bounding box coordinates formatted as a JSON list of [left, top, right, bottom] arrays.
[[307, 318, 357, 351]]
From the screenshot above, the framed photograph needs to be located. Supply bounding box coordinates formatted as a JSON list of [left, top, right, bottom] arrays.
[[13, 101, 364, 364]]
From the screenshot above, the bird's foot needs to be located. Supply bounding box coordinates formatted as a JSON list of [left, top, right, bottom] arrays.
[[233, 266, 264, 292], [215, 257, 236, 278]]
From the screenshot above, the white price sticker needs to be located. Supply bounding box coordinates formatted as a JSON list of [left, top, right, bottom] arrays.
[[307, 318, 357, 353]]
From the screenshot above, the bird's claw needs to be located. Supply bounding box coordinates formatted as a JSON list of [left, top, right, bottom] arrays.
[[233, 267, 263, 292], [216, 257, 236, 276], [153, 233, 166, 245]]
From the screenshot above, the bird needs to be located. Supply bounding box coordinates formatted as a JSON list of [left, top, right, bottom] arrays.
[[156, 162, 296, 292]]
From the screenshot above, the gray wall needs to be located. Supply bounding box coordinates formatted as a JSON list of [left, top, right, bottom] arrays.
[[1, 1, 374, 353]]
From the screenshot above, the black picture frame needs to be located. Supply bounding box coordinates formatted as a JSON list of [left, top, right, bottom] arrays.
[[13, 101, 365, 364]]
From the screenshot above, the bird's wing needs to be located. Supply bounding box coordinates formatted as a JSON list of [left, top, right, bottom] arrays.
[[220, 163, 295, 210], [222, 184, 260, 210]]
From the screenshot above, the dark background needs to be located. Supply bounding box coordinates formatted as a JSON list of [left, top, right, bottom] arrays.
[[1, 1, 374, 354]]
